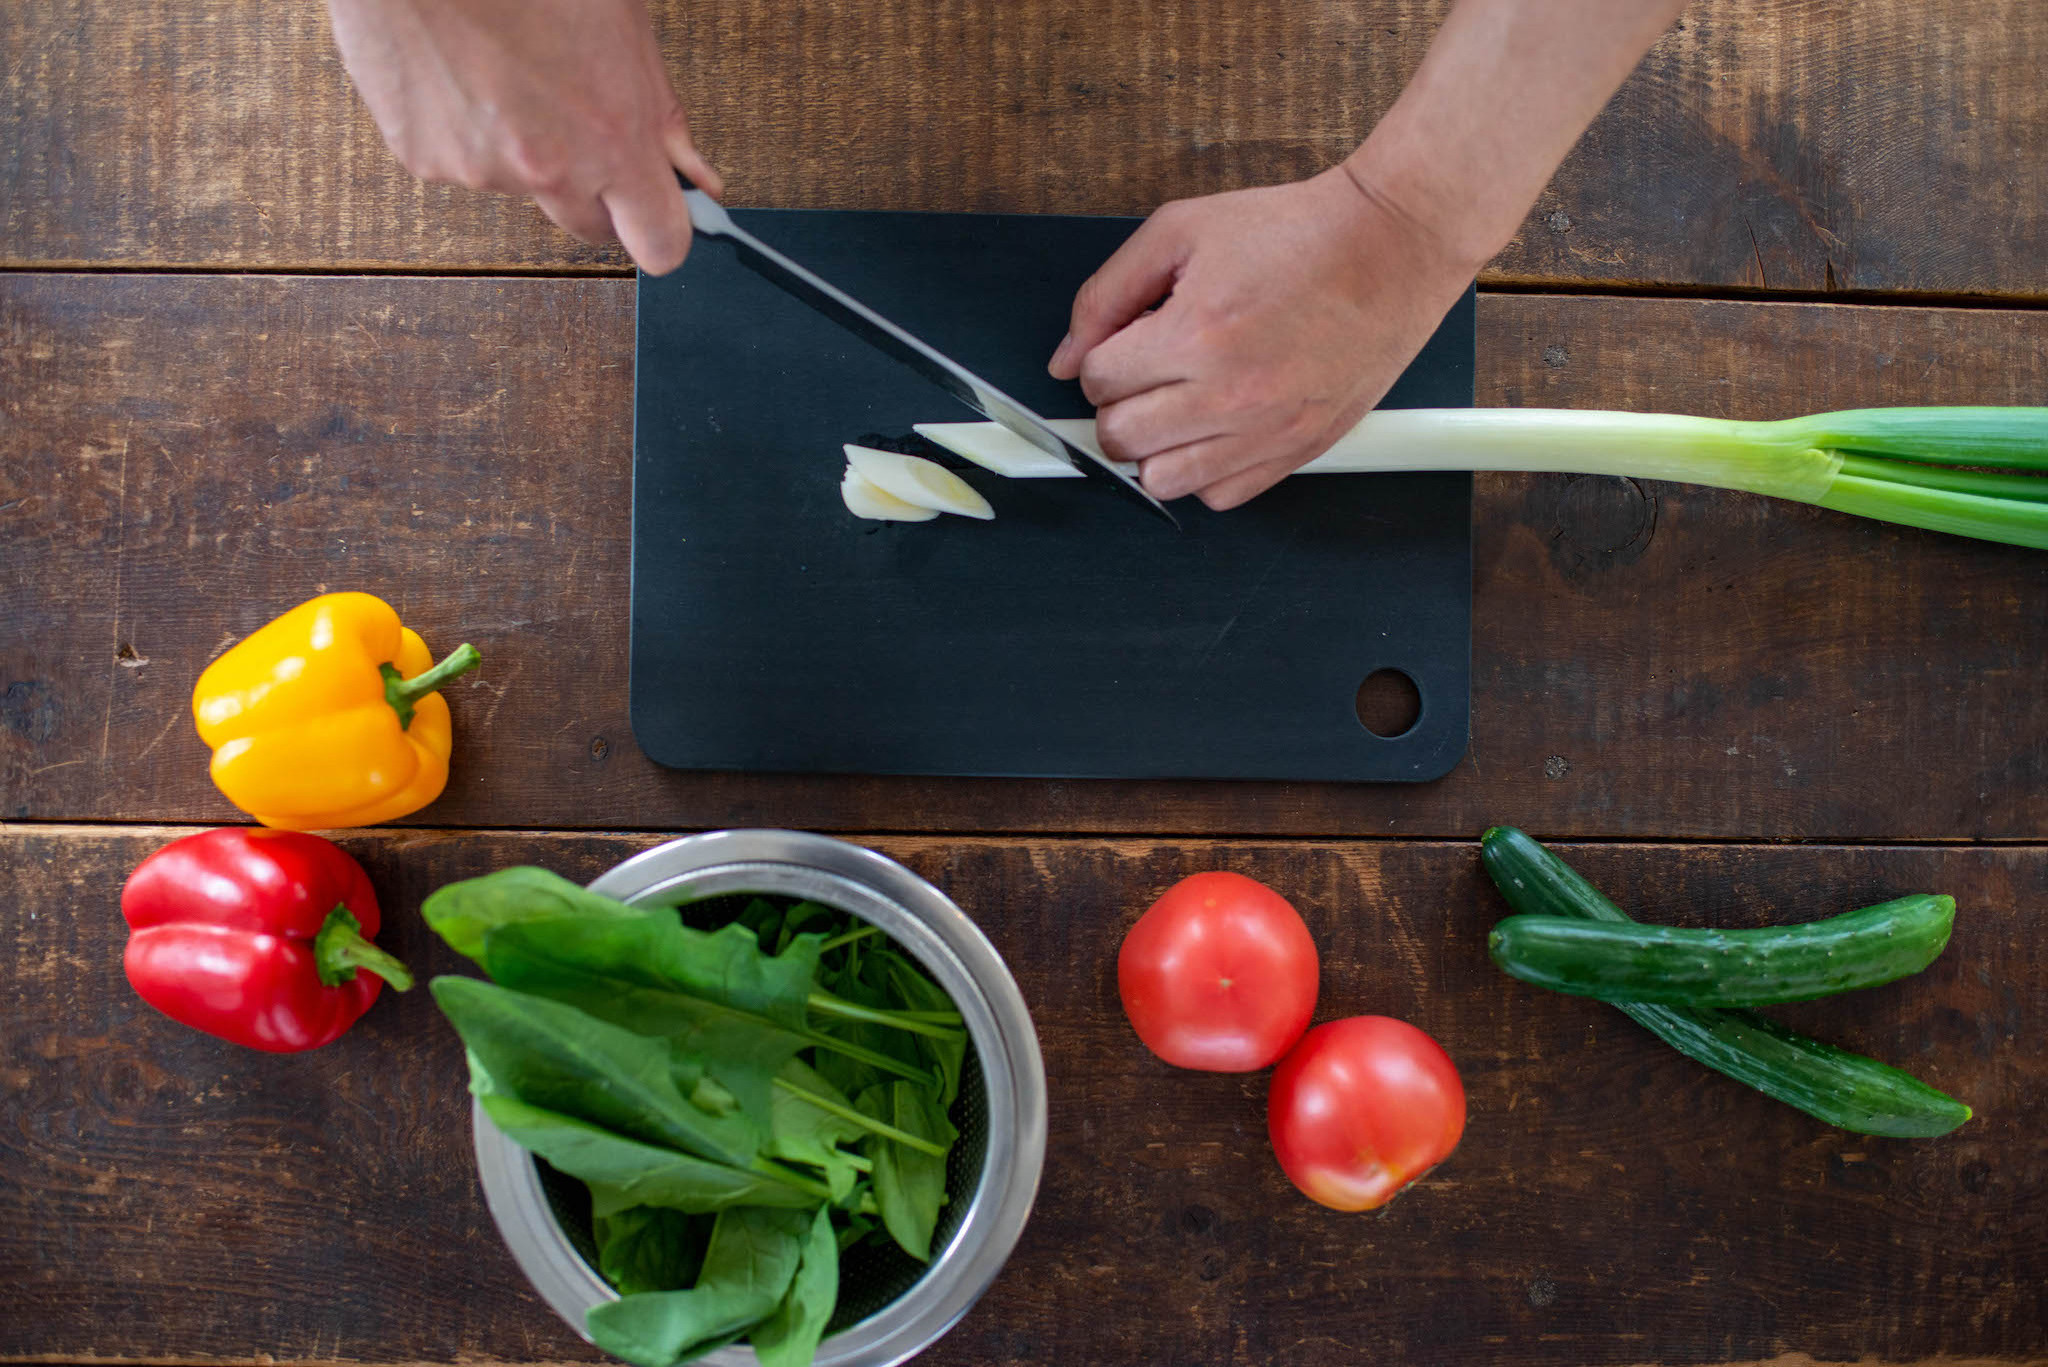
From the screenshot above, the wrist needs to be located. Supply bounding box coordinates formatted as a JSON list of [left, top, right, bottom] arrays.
[[1338, 134, 1517, 279]]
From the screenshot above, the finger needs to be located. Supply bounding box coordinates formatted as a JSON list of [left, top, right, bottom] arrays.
[[1193, 453, 1303, 511], [1139, 432, 1284, 503], [1092, 379, 1225, 464], [662, 107, 724, 199], [603, 161, 695, 275], [1075, 308, 1187, 407], [532, 189, 619, 248], [1049, 210, 1187, 379]]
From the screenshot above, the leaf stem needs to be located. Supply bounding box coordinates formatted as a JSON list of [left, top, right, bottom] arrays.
[[808, 992, 966, 1042], [818, 925, 883, 953], [799, 1032, 938, 1090], [773, 1078, 948, 1157], [748, 1155, 834, 1201]]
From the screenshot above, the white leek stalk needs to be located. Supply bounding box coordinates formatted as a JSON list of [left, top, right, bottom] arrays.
[[916, 407, 2048, 550]]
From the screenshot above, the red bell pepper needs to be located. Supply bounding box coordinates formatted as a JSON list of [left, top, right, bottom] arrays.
[[121, 828, 412, 1052]]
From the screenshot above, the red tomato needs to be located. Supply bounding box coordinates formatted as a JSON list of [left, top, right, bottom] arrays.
[[1117, 872, 1319, 1071], [1267, 1016, 1465, 1210]]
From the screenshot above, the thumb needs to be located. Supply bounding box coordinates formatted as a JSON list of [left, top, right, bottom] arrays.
[[1049, 209, 1188, 379]]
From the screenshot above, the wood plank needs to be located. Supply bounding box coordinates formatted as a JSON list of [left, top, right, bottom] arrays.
[[8, 274, 2048, 840], [3, 0, 2045, 295], [4, 825, 2041, 1364]]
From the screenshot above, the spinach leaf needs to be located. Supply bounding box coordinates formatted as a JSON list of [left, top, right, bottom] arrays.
[[432, 977, 757, 1169], [860, 1081, 958, 1262], [809, 952, 921, 1100], [586, 1206, 811, 1367], [878, 950, 966, 1112], [483, 918, 811, 1145], [750, 1205, 839, 1367], [776, 902, 839, 955], [422, 867, 646, 965], [766, 1059, 869, 1203], [595, 1206, 713, 1296], [483, 910, 821, 1032], [478, 1093, 816, 1213], [834, 1209, 875, 1252], [738, 896, 783, 935]]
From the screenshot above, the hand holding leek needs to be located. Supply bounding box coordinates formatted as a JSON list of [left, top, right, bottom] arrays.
[[1050, 0, 1690, 509]]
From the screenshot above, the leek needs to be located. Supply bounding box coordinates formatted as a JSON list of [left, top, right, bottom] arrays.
[[916, 407, 2048, 550]]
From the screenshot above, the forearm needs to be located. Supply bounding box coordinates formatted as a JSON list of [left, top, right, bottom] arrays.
[[1345, 0, 1690, 272]]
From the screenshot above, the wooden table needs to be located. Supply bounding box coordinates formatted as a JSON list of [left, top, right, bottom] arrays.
[[6, 3, 2047, 1363]]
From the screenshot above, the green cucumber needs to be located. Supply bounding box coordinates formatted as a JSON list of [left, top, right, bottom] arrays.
[[1488, 894, 1955, 1007], [1478, 827, 1972, 1138]]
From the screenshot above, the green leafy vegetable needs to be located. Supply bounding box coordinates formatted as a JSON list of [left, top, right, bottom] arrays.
[[426, 874, 973, 1367], [480, 1094, 820, 1213], [432, 977, 759, 1168], [423, 867, 646, 964], [482, 917, 813, 1143], [862, 1080, 957, 1262], [766, 1059, 871, 1203], [751, 1206, 840, 1367], [587, 1206, 811, 1367], [596, 1206, 713, 1297], [810, 947, 924, 1100], [483, 910, 938, 1091], [881, 950, 966, 1111]]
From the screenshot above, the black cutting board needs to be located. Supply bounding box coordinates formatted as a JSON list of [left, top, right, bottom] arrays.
[[631, 210, 1472, 782]]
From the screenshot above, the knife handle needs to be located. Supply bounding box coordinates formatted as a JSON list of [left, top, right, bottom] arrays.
[[675, 171, 735, 239]]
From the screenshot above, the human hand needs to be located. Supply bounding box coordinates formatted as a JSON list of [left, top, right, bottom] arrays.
[[1047, 168, 1476, 510], [326, 0, 722, 274]]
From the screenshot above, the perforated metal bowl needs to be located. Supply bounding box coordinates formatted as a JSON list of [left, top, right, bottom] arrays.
[[471, 830, 1046, 1367]]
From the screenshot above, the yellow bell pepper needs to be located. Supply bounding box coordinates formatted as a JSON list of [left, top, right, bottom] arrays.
[[193, 592, 481, 830]]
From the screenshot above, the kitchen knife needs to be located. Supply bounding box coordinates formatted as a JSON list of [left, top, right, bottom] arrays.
[[678, 183, 1178, 527]]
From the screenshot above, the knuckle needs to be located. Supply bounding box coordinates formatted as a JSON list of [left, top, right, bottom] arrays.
[[500, 135, 564, 193], [1095, 405, 1145, 459], [1077, 364, 1114, 409]]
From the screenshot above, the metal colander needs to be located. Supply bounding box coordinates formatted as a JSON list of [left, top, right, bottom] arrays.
[[471, 831, 1045, 1367]]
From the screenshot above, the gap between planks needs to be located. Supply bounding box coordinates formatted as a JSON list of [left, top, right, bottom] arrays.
[[5, 820, 2048, 853], [6, 261, 2048, 314]]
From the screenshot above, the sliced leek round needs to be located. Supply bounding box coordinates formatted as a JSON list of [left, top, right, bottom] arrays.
[[843, 445, 995, 519], [841, 465, 939, 521]]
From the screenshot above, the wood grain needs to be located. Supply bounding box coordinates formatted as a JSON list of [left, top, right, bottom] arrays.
[[3, 0, 2045, 295], [7, 274, 2048, 840], [4, 825, 2041, 1364]]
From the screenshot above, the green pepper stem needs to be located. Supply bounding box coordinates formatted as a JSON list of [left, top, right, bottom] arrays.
[[313, 906, 414, 991], [382, 642, 482, 730], [772, 1077, 948, 1157]]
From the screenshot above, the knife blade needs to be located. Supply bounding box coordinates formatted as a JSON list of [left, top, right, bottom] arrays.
[[679, 185, 1178, 528]]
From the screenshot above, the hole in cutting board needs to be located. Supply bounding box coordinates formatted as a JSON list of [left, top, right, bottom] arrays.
[[1355, 668, 1423, 739]]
